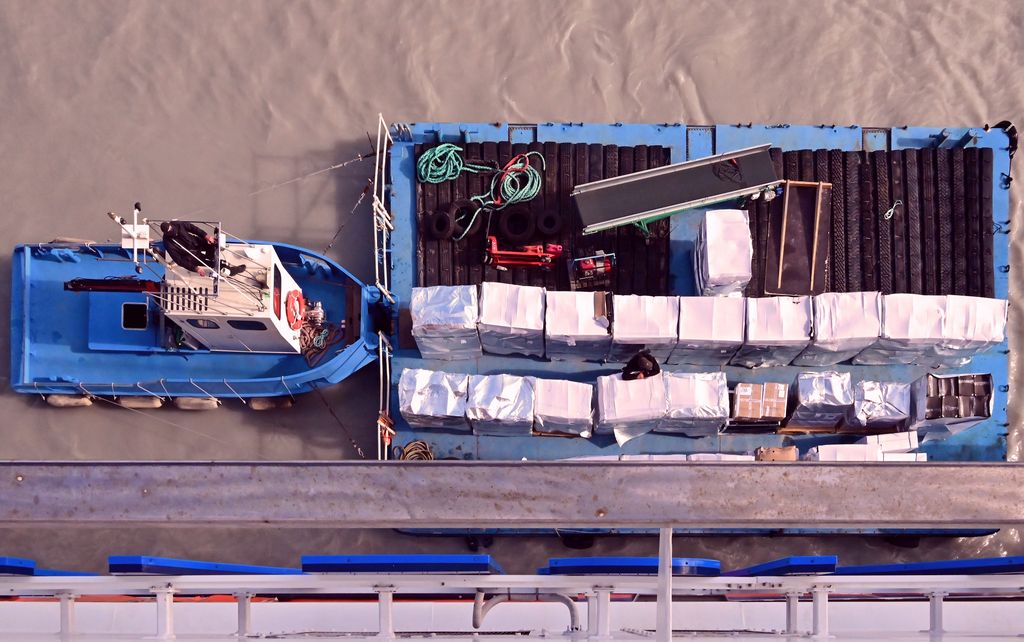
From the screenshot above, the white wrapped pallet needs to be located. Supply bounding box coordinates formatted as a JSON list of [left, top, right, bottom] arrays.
[[397, 368, 471, 430], [694, 209, 752, 296], [608, 295, 679, 362], [478, 282, 546, 358], [805, 444, 883, 461], [730, 296, 812, 368], [854, 294, 946, 365], [933, 295, 1008, 366], [466, 374, 535, 437], [595, 372, 667, 446], [532, 378, 594, 438], [544, 290, 611, 361], [667, 296, 745, 366], [793, 292, 882, 366], [687, 453, 756, 461], [859, 430, 919, 453], [410, 285, 482, 360], [657, 371, 729, 436]]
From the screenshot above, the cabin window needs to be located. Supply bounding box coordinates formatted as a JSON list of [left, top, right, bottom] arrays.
[[227, 319, 268, 331], [273, 265, 282, 319], [187, 318, 220, 329], [122, 303, 148, 330]]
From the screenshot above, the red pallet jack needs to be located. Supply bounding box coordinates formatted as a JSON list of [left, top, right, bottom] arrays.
[[484, 236, 563, 271]]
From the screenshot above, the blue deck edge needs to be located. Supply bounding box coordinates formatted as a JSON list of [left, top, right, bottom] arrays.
[[385, 122, 1011, 464]]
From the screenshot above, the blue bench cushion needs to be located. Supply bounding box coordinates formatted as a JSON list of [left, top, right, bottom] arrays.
[[301, 554, 503, 574], [836, 556, 1024, 576], [108, 556, 301, 575], [0, 557, 35, 576], [541, 557, 720, 576], [724, 555, 837, 577]]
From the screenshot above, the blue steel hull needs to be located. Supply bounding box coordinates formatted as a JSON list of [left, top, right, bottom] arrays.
[[11, 241, 379, 398]]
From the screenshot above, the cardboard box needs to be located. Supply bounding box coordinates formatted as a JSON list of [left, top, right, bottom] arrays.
[[755, 446, 799, 461], [544, 290, 611, 361], [911, 372, 994, 437], [667, 296, 745, 366], [478, 282, 546, 358], [609, 295, 679, 362]]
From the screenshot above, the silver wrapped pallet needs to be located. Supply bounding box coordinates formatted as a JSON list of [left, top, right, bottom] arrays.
[[397, 368, 471, 430], [730, 296, 812, 368], [595, 372, 667, 446], [532, 378, 594, 438], [694, 209, 753, 296], [666, 296, 745, 366], [544, 290, 611, 362], [478, 282, 546, 358], [657, 371, 729, 436], [854, 294, 946, 365], [409, 285, 482, 360], [466, 374, 535, 437], [849, 381, 911, 431], [793, 292, 882, 366], [608, 295, 679, 362], [788, 371, 854, 429]]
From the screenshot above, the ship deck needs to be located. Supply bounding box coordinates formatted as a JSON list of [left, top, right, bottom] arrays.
[[386, 123, 1011, 463]]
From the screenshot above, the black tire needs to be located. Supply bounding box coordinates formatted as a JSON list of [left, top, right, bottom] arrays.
[[449, 199, 481, 238], [535, 208, 563, 236], [498, 205, 535, 243], [428, 209, 455, 240]]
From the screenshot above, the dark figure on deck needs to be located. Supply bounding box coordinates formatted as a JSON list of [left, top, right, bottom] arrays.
[[622, 349, 661, 381], [160, 221, 244, 277]]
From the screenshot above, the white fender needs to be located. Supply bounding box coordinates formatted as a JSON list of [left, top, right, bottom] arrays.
[[45, 394, 93, 408], [249, 397, 294, 411], [173, 397, 221, 411], [118, 396, 164, 410]]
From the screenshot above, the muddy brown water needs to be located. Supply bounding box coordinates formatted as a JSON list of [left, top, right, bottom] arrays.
[[0, 0, 1021, 572]]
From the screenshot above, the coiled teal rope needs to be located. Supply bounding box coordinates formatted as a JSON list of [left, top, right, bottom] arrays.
[[455, 151, 546, 241], [416, 144, 492, 183]]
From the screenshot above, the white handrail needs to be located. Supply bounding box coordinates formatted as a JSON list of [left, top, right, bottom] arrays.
[[372, 113, 396, 304]]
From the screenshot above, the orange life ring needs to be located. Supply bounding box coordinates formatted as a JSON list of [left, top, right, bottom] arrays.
[[286, 290, 305, 330]]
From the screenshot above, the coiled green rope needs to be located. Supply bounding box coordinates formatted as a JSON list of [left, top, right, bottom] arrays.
[[416, 144, 492, 183], [455, 151, 546, 241]]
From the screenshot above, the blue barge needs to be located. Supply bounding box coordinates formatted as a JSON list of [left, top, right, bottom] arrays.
[[384, 122, 1011, 465]]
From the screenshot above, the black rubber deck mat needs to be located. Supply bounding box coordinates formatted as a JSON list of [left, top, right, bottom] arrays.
[[828, 150, 847, 292], [919, 148, 938, 294], [889, 150, 908, 293], [844, 152, 863, 291], [934, 149, 954, 293], [951, 147, 968, 295], [980, 147, 996, 297], [860, 151, 878, 290], [902, 150, 924, 294], [964, 147, 982, 296], [873, 150, 893, 294]]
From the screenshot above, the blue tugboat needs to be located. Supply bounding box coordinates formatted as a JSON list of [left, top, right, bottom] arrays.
[[10, 205, 381, 407]]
